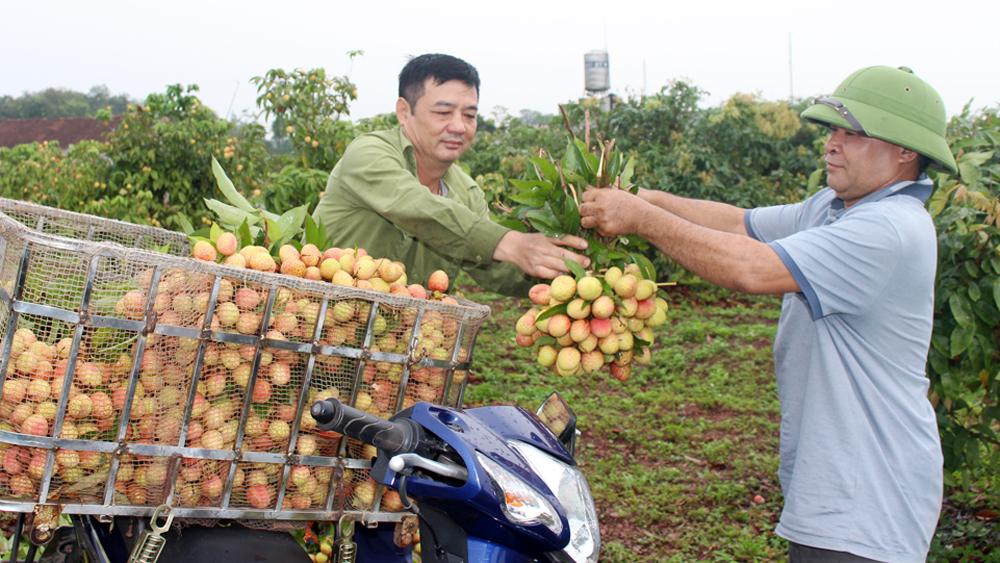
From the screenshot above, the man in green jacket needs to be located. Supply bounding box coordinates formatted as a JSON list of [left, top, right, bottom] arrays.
[[313, 53, 589, 296]]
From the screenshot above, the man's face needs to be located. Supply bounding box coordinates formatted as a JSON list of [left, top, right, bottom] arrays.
[[824, 126, 913, 207], [397, 78, 478, 167]]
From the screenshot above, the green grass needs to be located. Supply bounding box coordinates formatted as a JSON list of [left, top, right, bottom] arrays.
[[457, 281, 998, 562]]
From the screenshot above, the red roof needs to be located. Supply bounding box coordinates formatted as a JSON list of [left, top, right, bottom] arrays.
[[0, 116, 121, 148]]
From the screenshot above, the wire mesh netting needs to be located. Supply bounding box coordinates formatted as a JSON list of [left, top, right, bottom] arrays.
[[0, 198, 490, 522]]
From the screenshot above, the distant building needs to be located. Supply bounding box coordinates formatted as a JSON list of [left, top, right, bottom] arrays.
[[0, 116, 121, 149]]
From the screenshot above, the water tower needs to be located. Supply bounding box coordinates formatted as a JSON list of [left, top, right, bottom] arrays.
[[584, 50, 610, 95], [583, 50, 612, 111]]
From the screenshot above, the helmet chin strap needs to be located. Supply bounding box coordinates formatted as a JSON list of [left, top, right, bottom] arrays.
[[814, 96, 866, 133]]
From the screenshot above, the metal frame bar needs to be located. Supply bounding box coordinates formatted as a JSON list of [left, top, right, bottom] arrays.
[[394, 306, 427, 413], [37, 253, 102, 503], [221, 285, 278, 509]]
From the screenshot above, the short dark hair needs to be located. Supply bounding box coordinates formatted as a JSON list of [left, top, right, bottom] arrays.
[[918, 154, 931, 173], [398, 54, 480, 111]]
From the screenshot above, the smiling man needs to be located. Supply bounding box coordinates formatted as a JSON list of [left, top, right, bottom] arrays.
[[579, 66, 957, 562], [313, 53, 588, 295]]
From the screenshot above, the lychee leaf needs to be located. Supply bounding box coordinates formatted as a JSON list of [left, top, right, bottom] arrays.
[[630, 253, 657, 281], [211, 157, 255, 213], [237, 218, 254, 247], [266, 204, 309, 248], [525, 210, 560, 236], [528, 157, 559, 184], [304, 215, 328, 249], [205, 198, 258, 231], [535, 303, 568, 323], [209, 223, 224, 244], [175, 214, 195, 235], [496, 217, 529, 232], [564, 259, 587, 280], [622, 156, 636, 188], [509, 189, 549, 208], [535, 335, 556, 347]]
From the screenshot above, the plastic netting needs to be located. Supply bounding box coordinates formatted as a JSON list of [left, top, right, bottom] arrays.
[[0, 198, 489, 523]]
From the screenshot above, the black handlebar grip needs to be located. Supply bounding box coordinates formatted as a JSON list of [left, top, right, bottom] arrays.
[[310, 398, 421, 456]]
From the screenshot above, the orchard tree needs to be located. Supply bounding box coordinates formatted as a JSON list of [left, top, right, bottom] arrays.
[[926, 106, 1000, 475], [104, 84, 269, 229], [252, 53, 361, 171]]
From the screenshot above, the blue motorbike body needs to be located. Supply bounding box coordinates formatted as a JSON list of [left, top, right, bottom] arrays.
[[374, 402, 576, 560]]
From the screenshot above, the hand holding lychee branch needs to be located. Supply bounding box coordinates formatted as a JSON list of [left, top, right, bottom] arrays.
[[494, 113, 650, 275]]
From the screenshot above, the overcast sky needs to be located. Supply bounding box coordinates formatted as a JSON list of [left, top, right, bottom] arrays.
[[3, 0, 997, 123]]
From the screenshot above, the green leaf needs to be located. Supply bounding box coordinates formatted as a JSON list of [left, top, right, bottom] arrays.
[[211, 157, 256, 213], [949, 294, 974, 328], [565, 139, 596, 181], [528, 157, 558, 185], [630, 253, 657, 281], [509, 190, 549, 208], [303, 214, 328, 249], [209, 222, 224, 244], [535, 302, 569, 323], [993, 278, 1000, 311], [927, 184, 958, 218], [620, 156, 636, 188], [496, 217, 529, 232], [806, 168, 824, 194], [958, 150, 994, 168], [949, 324, 975, 357], [266, 204, 309, 248], [205, 198, 257, 230], [237, 218, 254, 247], [967, 282, 981, 302], [525, 210, 560, 236], [565, 259, 587, 280], [535, 335, 556, 347], [559, 194, 581, 234], [175, 214, 196, 235], [509, 178, 550, 192]]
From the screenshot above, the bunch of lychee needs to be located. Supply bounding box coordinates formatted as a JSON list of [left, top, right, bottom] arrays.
[[515, 264, 668, 381], [191, 232, 452, 300]]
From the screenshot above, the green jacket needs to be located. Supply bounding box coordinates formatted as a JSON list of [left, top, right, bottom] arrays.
[[312, 127, 533, 296]]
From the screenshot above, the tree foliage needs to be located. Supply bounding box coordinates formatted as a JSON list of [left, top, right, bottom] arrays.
[[0, 85, 133, 118], [926, 106, 1000, 476], [252, 61, 359, 172], [102, 84, 270, 229]]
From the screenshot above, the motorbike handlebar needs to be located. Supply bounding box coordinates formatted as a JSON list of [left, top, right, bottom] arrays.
[[310, 398, 422, 456]]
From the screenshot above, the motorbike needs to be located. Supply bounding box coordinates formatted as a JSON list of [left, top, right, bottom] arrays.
[[310, 391, 601, 563], [3, 392, 597, 563]]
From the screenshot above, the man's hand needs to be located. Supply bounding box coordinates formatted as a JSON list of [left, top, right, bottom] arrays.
[[579, 188, 650, 237], [493, 231, 590, 279]]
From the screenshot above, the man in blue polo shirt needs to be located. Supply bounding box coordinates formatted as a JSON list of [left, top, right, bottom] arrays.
[[579, 66, 957, 562]]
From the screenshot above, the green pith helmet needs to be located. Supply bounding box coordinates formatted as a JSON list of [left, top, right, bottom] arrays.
[[801, 66, 958, 173]]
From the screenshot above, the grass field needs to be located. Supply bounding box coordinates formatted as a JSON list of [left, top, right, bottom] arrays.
[[458, 280, 998, 562]]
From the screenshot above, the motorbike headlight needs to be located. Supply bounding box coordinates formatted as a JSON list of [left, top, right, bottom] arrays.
[[509, 441, 600, 563], [476, 451, 563, 536]]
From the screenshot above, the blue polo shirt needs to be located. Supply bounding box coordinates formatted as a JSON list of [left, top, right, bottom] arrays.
[[745, 176, 943, 562]]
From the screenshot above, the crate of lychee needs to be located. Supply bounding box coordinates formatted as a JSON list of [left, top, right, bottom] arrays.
[[0, 197, 489, 523]]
